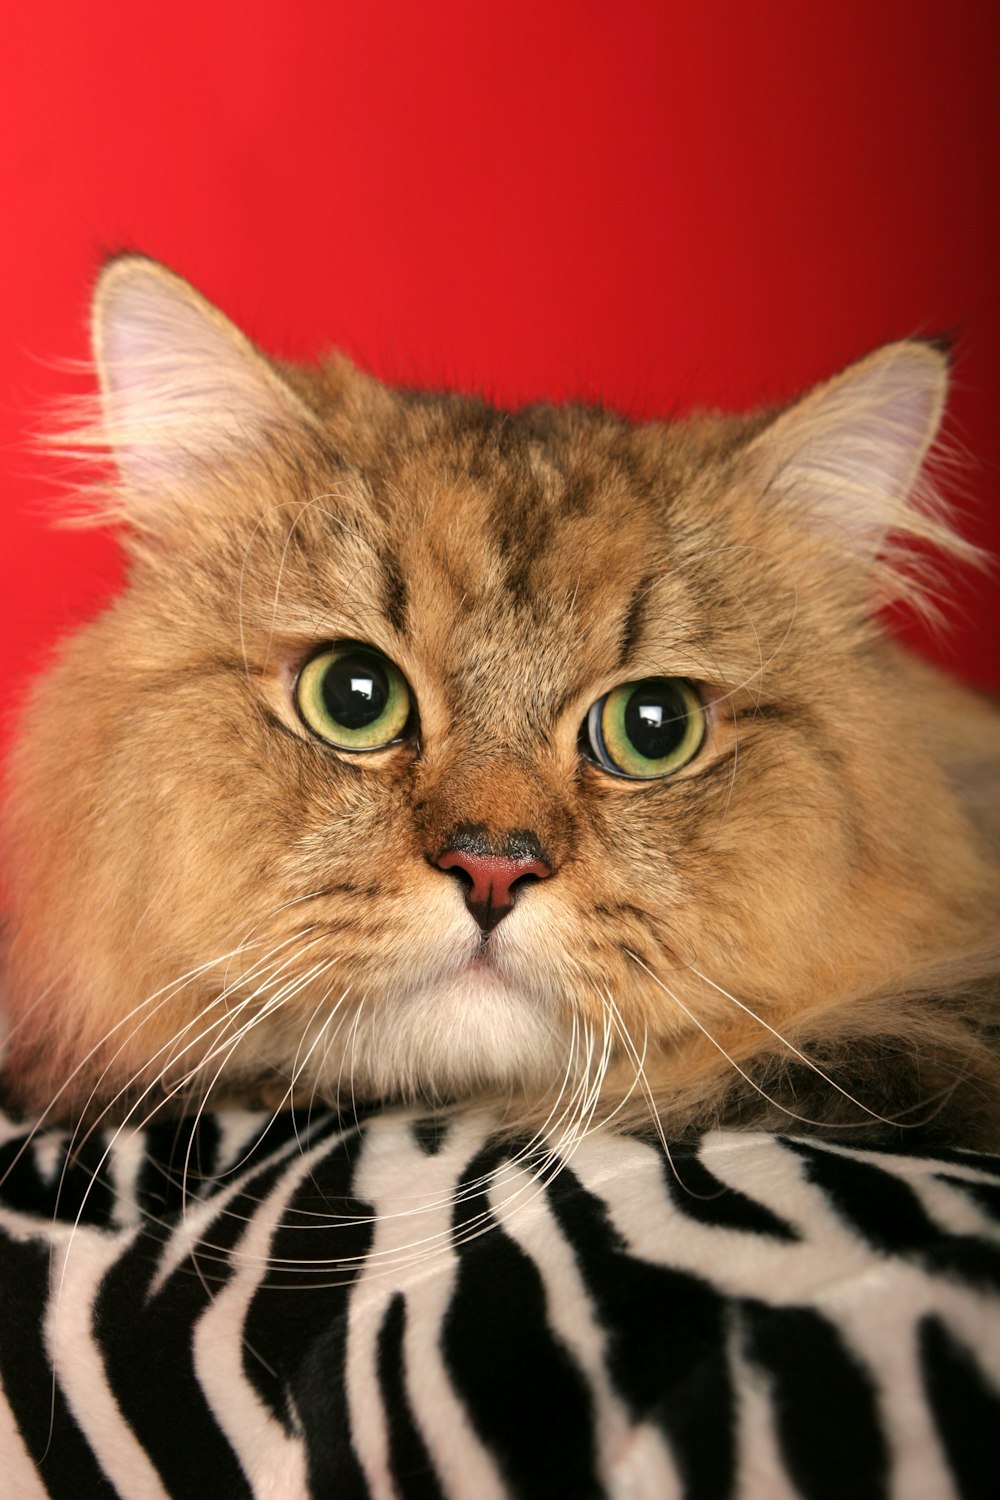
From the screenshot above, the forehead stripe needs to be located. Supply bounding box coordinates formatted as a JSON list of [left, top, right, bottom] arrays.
[[380, 548, 408, 635], [617, 575, 655, 669]]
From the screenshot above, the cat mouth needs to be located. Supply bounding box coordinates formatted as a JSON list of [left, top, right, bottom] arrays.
[[464, 952, 506, 983]]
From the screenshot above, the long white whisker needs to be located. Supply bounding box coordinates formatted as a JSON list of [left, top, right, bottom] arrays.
[[686, 958, 952, 1130], [66, 933, 328, 1163], [626, 949, 915, 1131], [51, 937, 334, 1305], [166, 962, 343, 1228], [6, 943, 262, 1179]]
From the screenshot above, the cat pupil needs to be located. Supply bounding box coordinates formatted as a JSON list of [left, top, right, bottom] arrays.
[[625, 684, 687, 759], [322, 655, 389, 730]]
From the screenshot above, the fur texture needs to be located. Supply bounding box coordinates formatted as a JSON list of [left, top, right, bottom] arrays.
[[2, 259, 998, 1145]]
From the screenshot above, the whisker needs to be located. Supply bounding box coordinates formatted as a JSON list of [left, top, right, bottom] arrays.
[[627, 949, 929, 1131], [164, 958, 346, 1229], [204, 1010, 602, 1279], [598, 986, 688, 1184], [66, 932, 328, 1161], [685, 960, 911, 1122], [3, 939, 278, 1191], [50, 936, 336, 1304], [145, 1017, 619, 1287]]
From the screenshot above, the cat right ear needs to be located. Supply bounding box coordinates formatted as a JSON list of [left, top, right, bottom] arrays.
[[91, 256, 317, 495], [736, 339, 980, 610]]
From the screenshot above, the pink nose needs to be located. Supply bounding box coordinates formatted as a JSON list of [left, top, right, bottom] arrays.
[[435, 848, 552, 932]]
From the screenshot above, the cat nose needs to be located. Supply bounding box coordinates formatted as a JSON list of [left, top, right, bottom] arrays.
[[434, 831, 552, 933]]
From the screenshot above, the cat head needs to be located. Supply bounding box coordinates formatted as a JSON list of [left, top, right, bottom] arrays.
[[2, 258, 991, 1123]]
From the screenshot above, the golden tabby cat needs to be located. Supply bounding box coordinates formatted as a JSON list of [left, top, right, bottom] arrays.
[[2, 258, 998, 1145]]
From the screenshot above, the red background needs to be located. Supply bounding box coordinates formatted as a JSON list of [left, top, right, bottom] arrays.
[[2, 1, 999, 753]]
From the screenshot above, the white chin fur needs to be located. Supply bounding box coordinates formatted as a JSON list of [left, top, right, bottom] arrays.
[[321, 970, 567, 1102]]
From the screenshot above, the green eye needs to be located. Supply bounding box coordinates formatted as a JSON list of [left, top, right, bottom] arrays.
[[585, 678, 705, 779], [295, 644, 413, 751]]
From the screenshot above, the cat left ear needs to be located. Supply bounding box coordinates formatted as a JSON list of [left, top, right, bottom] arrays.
[[92, 256, 317, 493], [743, 340, 949, 556]]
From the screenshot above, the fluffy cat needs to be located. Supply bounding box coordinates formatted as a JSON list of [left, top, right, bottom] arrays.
[[2, 257, 998, 1147]]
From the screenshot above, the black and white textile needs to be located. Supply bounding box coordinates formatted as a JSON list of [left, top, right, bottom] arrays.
[[1, 1098, 998, 1499]]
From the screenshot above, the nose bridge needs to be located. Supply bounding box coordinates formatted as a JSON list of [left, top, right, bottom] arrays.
[[414, 750, 569, 867]]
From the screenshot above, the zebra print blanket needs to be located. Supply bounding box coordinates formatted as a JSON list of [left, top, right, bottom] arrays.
[[1, 1099, 998, 1499]]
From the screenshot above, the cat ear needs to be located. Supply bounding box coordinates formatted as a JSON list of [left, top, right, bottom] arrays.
[[91, 256, 316, 491], [743, 340, 949, 557]]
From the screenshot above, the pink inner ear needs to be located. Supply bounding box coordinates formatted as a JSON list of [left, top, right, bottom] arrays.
[[752, 343, 947, 547], [838, 361, 941, 499], [95, 263, 297, 490]]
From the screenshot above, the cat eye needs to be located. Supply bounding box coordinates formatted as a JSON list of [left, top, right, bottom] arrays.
[[295, 644, 413, 751], [584, 678, 705, 779]]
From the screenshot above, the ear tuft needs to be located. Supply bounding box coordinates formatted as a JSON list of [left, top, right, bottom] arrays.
[[91, 256, 313, 491]]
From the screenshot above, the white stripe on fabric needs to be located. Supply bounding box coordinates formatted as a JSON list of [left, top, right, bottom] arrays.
[[348, 1113, 510, 1500], [46, 1225, 173, 1500]]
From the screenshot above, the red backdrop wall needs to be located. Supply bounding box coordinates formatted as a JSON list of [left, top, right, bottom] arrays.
[[2, 1, 999, 754]]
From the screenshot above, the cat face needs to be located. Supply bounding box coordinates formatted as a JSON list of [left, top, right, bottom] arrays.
[[2, 260, 992, 1121]]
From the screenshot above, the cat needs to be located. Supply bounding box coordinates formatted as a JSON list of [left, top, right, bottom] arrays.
[[2, 256, 998, 1148]]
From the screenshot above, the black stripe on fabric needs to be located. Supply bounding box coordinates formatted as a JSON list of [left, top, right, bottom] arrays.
[[919, 1314, 1000, 1500], [661, 1143, 799, 1240], [93, 1152, 303, 1499], [782, 1141, 1000, 1293], [411, 1117, 449, 1156], [442, 1142, 604, 1500], [0, 1232, 117, 1499], [135, 1113, 226, 1220], [545, 1162, 736, 1500], [136, 1107, 341, 1218], [377, 1293, 445, 1500], [740, 1301, 888, 1500], [0, 1128, 117, 1227], [241, 1123, 375, 1498]]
